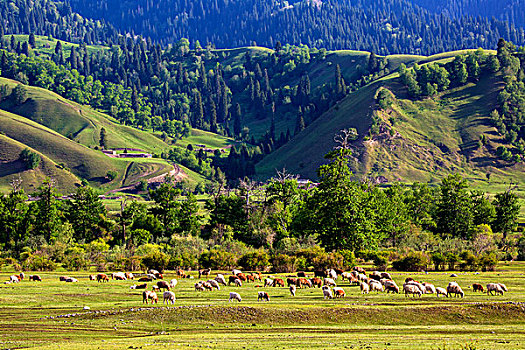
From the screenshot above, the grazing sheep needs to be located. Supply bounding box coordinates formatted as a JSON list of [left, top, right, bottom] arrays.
[[163, 291, 176, 304], [142, 291, 158, 304], [314, 270, 327, 278], [403, 283, 422, 298], [202, 281, 213, 291], [264, 278, 274, 287], [19, 272, 24, 280], [327, 269, 338, 280], [472, 283, 484, 292], [287, 277, 298, 287], [498, 283, 508, 292], [199, 268, 211, 279], [446, 282, 464, 298], [357, 273, 368, 282], [369, 271, 382, 281], [322, 286, 333, 299], [246, 274, 255, 282], [125, 272, 134, 280], [405, 277, 415, 284], [324, 278, 336, 287], [65, 277, 78, 283], [112, 272, 127, 280], [29, 275, 42, 282], [297, 271, 307, 278], [353, 266, 366, 274], [97, 273, 109, 282], [169, 279, 178, 288], [152, 285, 160, 292], [341, 272, 358, 284], [157, 281, 170, 291], [296, 278, 311, 288], [290, 284, 296, 297], [257, 291, 270, 301], [422, 282, 436, 294], [146, 274, 158, 280], [380, 272, 392, 280], [273, 278, 285, 287], [436, 287, 448, 297], [229, 292, 242, 302], [252, 272, 262, 281], [176, 269, 186, 278], [369, 280, 384, 292], [334, 268, 344, 275], [9, 275, 20, 283], [89, 275, 96, 281], [333, 287, 346, 298], [59, 276, 68, 281], [406, 281, 425, 294], [310, 277, 323, 288], [207, 279, 220, 290], [234, 279, 242, 287], [215, 274, 227, 286], [138, 276, 153, 282], [360, 281, 370, 294], [148, 269, 160, 275], [487, 283, 505, 296], [194, 282, 205, 291], [384, 280, 399, 293], [232, 269, 242, 276], [236, 273, 247, 282], [229, 275, 241, 286]]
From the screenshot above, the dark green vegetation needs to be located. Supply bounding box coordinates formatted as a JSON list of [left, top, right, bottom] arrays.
[[65, 0, 525, 55], [1, 264, 525, 349]]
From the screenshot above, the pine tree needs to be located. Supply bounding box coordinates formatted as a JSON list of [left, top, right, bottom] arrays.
[[28, 33, 36, 48], [233, 103, 242, 138], [99, 127, 107, 149]]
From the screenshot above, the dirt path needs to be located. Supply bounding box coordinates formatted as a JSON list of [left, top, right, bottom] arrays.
[[107, 164, 184, 194]]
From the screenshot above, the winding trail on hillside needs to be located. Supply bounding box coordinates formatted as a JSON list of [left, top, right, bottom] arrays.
[[107, 163, 184, 194]]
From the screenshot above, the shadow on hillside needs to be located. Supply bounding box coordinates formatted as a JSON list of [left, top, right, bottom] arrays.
[[0, 160, 24, 176]]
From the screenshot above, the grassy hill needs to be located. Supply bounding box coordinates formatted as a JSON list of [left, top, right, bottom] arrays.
[[256, 50, 525, 190]]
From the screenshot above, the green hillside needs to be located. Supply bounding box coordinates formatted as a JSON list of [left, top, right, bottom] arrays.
[[256, 51, 525, 188]]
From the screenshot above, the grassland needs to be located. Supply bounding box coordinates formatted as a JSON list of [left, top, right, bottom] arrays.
[[0, 262, 524, 349]]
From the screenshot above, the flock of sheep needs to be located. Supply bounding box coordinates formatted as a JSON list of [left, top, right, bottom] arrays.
[[4, 267, 509, 304]]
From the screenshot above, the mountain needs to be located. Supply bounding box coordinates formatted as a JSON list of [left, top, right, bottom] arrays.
[[65, 0, 525, 54]]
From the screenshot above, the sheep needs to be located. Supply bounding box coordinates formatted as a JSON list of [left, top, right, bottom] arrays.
[[287, 277, 297, 287], [257, 291, 270, 302], [403, 283, 422, 298], [264, 278, 274, 287], [207, 279, 220, 290], [360, 281, 370, 294], [334, 268, 344, 275], [369, 280, 384, 292], [436, 287, 448, 297], [65, 277, 78, 283], [314, 270, 327, 278], [369, 271, 382, 281], [97, 273, 109, 282], [89, 275, 96, 281], [296, 278, 311, 288], [380, 272, 392, 280], [194, 282, 205, 291], [472, 283, 484, 292], [333, 287, 346, 298], [323, 278, 336, 287], [176, 269, 186, 278], [112, 272, 127, 280], [228, 275, 241, 286], [273, 278, 285, 287], [234, 279, 242, 287], [198, 268, 211, 279], [202, 281, 213, 291], [384, 280, 399, 293], [327, 269, 338, 280], [125, 272, 134, 280], [310, 277, 323, 288], [9, 275, 20, 283], [29, 275, 42, 282], [163, 291, 176, 304], [147, 274, 158, 280], [169, 279, 178, 289], [322, 286, 333, 299], [138, 276, 153, 282], [487, 283, 505, 296], [229, 292, 242, 302], [251, 272, 262, 281], [446, 282, 464, 298], [499, 283, 508, 292], [357, 273, 368, 282], [19, 272, 24, 280], [341, 272, 358, 284], [236, 273, 247, 282], [232, 269, 242, 276], [290, 284, 296, 297], [422, 282, 436, 294], [215, 274, 227, 286], [157, 281, 170, 291], [353, 266, 366, 274], [148, 269, 160, 275], [406, 281, 425, 294], [246, 274, 255, 282], [142, 291, 158, 304]]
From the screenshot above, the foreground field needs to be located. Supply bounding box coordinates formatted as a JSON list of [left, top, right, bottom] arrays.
[[0, 263, 524, 349]]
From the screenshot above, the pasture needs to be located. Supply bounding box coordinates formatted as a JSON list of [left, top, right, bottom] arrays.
[[0, 263, 524, 349]]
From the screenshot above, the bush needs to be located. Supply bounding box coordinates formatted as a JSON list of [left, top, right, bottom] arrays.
[[22, 253, 56, 271], [141, 250, 170, 272], [238, 251, 270, 271], [369, 251, 389, 270], [431, 252, 446, 271], [106, 170, 118, 181], [479, 251, 498, 272], [20, 148, 40, 170], [392, 252, 430, 271], [459, 250, 479, 271], [270, 253, 297, 273], [62, 254, 89, 271], [446, 252, 460, 271], [198, 249, 237, 269]]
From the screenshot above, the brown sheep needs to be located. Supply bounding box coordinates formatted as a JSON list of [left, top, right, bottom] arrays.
[[29, 275, 42, 282], [228, 275, 240, 286], [135, 283, 147, 289], [287, 277, 298, 287], [257, 291, 270, 301], [273, 278, 285, 287], [251, 272, 262, 281], [142, 291, 158, 304], [138, 276, 153, 282], [236, 273, 247, 282], [97, 273, 109, 282], [246, 274, 255, 282], [199, 268, 211, 279], [157, 281, 170, 291], [472, 283, 484, 292], [353, 266, 366, 274], [310, 277, 323, 288], [176, 269, 187, 278], [125, 272, 134, 280]]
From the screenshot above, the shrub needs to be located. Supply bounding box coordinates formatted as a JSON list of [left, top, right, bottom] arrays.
[[431, 252, 446, 271], [479, 251, 498, 272], [446, 252, 460, 271], [22, 253, 56, 271], [238, 251, 270, 271], [141, 250, 170, 272], [369, 251, 389, 270], [20, 148, 40, 170], [392, 252, 429, 271], [62, 254, 88, 271], [459, 250, 479, 271], [106, 170, 118, 181], [270, 253, 297, 273]]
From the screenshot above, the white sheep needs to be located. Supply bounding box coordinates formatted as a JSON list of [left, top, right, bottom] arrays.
[[403, 283, 422, 297], [234, 279, 242, 287], [194, 282, 205, 291], [65, 277, 78, 283], [9, 275, 20, 283], [380, 272, 392, 280], [369, 280, 383, 292], [163, 291, 176, 304], [327, 269, 338, 280], [324, 278, 336, 287], [322, 287, 333, 299], [422, 282, 436, 294], [384, 280, 400, 293], [264, 278, 274, 287], [436, 287, 448, 297], [289, 284, 296, 297], [232, 269, 242, 276], [169, 279, 178, 288], [333, 287, 346, 298], [215, 274, 227, 286], [229, 292, 242, 302], [446, 282, 464, 298], [406, 281, 425, 294], [207, 279, 220, 290], [498, 283, 508, 292], [360, 281, 370, 294], [487, 283, 505, 296]]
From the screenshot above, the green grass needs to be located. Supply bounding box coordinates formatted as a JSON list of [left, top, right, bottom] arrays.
[[0, 262, 524, 349], [10, 34, 109, 58]]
